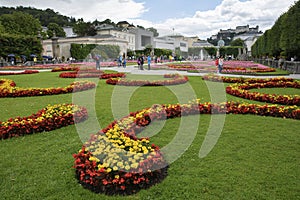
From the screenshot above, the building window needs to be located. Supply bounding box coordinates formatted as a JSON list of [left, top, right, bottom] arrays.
[[180, 42, 187, 47]]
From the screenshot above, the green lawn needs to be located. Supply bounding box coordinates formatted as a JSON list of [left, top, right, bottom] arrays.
[[0, 72, 299, 200]]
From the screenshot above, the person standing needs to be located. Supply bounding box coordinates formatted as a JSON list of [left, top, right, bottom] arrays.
[[95, 54, 101, 70], [122, 54, 126, 68], [138, 55, 144, 70], [147, 55, 151, 70], [218, 55, 224, 73]]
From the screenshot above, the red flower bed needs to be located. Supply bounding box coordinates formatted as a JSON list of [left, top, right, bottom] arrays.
[[226, 81, 300, 105], [0, 70, 39, 75], [0, 104, 88, 139], [73, 100, 299, 195], [106, 74, 188, 86], [59, 70, 125, 79], [0, 78, 96, 97], [202, 74, 294, 83]]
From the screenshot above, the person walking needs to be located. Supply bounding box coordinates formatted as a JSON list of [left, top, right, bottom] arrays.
[[218, 55, 224, 73], [147, 55, 151, 70]]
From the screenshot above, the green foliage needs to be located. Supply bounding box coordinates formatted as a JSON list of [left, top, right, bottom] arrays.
[[146, 27, 159, 37], [0, 11, 41, 36], [252, 1, 300, 59], [0, 6, 75, 27], [73, 19, 96, 37], [204, 47, 217, 56], [0, 33, 42, 58], [230, 38, 244, 47], [70, 44, 96, 60], [225, 47, 240, 57], [47, 23, 66, 38], [70, 44, 120, 60]]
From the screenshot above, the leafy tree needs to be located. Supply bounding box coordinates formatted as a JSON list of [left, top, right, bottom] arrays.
[[47, 23, 66, 38], [73, 19, 96, 36], [230, 38, 244, 47], [0, 6, 75, 27], [146, 27, 159, 37], [0, 11, 41, 36], [0, 33, 42, 58]]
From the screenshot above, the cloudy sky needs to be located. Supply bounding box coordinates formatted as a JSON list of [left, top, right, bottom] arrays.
[[0, 0, 296, 39]]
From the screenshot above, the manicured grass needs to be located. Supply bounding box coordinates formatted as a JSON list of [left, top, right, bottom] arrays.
[[0, 72, 299, 199], [250, 88, 300, 96]]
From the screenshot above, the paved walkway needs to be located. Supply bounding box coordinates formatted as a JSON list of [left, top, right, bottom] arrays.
[[101, 65, 300, 79], [1, 65, 300, 79]]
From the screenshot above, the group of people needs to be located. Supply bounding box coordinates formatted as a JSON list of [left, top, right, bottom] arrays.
[[118, 54, 127, 68], [137, 54, 151, 70], [215, 55, 224, 73]]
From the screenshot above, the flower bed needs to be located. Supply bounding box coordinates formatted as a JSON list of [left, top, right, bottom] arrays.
[[0, 70, 39, 75], [59, 70, 125, 79], [202, 75, 299, 105], [202, 74, 293, 83], [73, 99, 300, 195], [0, 78, 96, 97], [0, 104, 88, 139], [106, 74, 188, 86], [226, 81, 300, 105]]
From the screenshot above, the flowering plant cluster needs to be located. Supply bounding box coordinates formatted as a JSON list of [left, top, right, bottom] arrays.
[[0, 78, 96, 97], [202, 74, 293, 83], [0, 104, 88, 139], [0, 70, 39, 75], [58, 70, 125, 79], [106, 74, 188, 86], [51, 66, 79, 72], [73, 99, 299, 195], [226, 80, 300, 105], [221, 61, 275, 74]]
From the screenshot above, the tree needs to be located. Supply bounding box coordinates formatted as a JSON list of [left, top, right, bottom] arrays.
[[230, 38, 244, 47], [73, 19, 96, 36], [146, 27, 159, 37], [0, 11, 41, 36], [47, 23, 66, 38]]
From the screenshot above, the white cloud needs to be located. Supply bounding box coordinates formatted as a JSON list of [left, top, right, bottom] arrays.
[[135, 0, 295, 39], [0, 0, 296, 39], [0, 0, 146, 22]]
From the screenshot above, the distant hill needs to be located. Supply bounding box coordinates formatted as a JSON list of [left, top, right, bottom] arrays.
[[0, 6, 76, 27]]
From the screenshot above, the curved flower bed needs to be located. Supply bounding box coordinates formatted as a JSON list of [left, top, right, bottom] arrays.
[[0, 104, 88, 139], [226, 81, 300, 105], [73, 100, 300, 195], [0, 70, 39, 75], [106, 74, 188, 86], [202, 74, 294, 83], [59, 70, 125, 79], [0, 78, 96, 97]]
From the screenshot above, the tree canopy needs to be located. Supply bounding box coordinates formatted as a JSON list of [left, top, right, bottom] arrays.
[[251, 1, 300, 60], [0, 11, 41, 36]]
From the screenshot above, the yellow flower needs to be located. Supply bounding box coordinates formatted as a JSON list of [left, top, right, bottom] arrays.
[[106, 168, 112, 173]]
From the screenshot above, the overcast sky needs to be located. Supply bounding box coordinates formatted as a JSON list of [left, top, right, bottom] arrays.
[[0, 0, 296, 39]]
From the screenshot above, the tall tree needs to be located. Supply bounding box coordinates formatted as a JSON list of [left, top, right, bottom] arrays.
[[0, 11, 41, 36], [230, 38, 244, 47], [146, 27, 159, 37], [47, 22, 66, 38]]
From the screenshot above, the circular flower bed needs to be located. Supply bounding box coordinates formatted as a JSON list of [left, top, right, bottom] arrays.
[[73, 99, 300, 195], [106, 74, 188, 86], [0, 104, 88, 139], [0, 78, 96, 97]]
